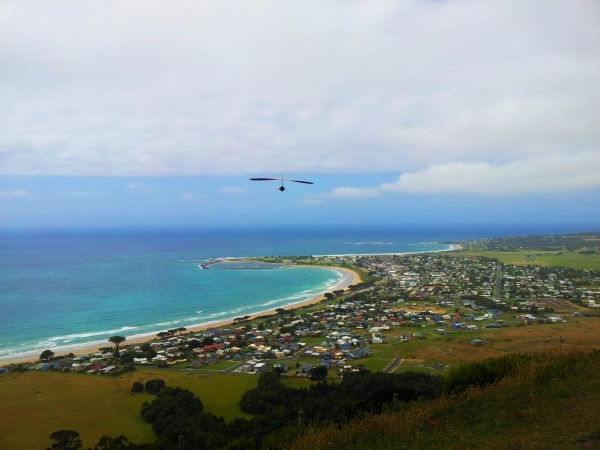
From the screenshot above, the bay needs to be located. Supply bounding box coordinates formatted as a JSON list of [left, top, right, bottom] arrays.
[[0, 223, 591, 361]]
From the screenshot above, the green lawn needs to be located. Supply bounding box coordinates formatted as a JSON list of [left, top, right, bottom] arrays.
[[195, 360, 239, 371]]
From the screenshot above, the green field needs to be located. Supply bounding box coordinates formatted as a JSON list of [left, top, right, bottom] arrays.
[[194, 360, 239, 371], [450, 249, 600, 270], [0, 371, 155, 450], [0, 369, 258, 449]]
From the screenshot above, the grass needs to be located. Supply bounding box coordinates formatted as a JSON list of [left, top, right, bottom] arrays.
[[449, 249, 600, 270], [4, 319, 598, 449], [360, 318, 600, 371], [194, 360, 239, 371], [148, 371, 258, 420], [0, 370, 155, 450], [285, 349, 600, 450], [0, 368, 258, 449]]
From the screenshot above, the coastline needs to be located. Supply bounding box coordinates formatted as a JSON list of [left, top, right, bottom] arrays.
[[313, 243, 463, 257], [0, 266, 361, 366]]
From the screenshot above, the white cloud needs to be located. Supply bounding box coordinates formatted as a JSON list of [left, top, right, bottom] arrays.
[[0, 0, 598, 198], [0, 189, 30, 197], [303, 185, 381, 204], [329, 187, 381, 199], [126, 183, 153, 194], [220, 186, 246, 194], [381, 153, 600, 195]]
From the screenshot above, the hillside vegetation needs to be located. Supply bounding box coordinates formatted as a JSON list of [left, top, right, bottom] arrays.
[[277, 348, 600, 450]]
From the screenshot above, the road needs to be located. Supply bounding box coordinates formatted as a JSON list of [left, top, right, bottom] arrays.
[[494, 264, 502, 298], [383, 358, 402, 373]]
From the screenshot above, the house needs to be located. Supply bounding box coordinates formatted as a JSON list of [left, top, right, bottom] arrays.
[[299, 363, 313, 374], [254, 362, 267, 373]]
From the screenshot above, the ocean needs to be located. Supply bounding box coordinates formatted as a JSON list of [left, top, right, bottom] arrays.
[[0, 223, 592, 362]]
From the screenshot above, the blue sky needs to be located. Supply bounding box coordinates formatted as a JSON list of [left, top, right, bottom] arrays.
[[1, 1, 599, 228]]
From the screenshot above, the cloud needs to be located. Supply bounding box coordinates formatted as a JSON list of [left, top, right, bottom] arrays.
[[303, 185, 381, 205], [381, 152, 600, 195], [220, 186, 246, 194], [126, 183, 153, 194], [0, 189, 30, 197], [0, 0, 597, 182], [329, 187, 381, 199]]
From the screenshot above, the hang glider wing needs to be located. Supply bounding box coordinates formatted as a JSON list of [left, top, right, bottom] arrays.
[[250, 178, 313, 184], [289, 179, 314, 184]]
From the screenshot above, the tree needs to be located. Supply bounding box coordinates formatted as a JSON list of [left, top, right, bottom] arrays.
[[156, 331, 169, 339], [188, 339, 202, 350], [324, 292, 334, 300], [40, 349, 55, 361], [131, 381, 144, 393], [46, 430, 83, 450], [177, 327, 187, 335], [94, 435, 132, 450], [201, 336, 215, 346], [145, 378, 166, 395], [108, 336, 126, 356], [310, 366, 328, 380]]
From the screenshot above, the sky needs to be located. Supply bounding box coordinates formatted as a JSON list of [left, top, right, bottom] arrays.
[[1, 0, 599, 228]]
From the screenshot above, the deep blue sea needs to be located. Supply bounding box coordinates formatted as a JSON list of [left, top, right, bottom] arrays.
[[0, 224, 594, 361]]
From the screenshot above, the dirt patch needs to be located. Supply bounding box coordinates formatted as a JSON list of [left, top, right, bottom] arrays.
[[413, 345, 505, 362]]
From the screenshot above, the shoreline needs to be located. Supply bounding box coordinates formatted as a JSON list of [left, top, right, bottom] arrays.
[[0, 266, 361, 366], [313, 243, 463, 257], [0, 243, 464, 366]]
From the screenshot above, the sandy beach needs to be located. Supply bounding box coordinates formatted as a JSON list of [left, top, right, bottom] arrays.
[[1, 266, 362, 366]]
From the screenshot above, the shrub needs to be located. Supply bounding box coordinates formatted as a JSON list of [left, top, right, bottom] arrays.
[[145, 378, 166, 395]]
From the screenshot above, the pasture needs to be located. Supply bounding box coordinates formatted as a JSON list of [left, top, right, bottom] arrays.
[[0, 369, 257, 449]]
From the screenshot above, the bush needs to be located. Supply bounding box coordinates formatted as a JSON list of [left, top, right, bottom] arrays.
[[131, 381, 144, 393], [145, 378, 166, 395], [443, 353, 535, 394]]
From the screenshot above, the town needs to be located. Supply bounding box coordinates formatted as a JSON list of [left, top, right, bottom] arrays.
[[8, 251, 599, 378]]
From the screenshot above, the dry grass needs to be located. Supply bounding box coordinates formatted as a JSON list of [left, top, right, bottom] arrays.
[[410, 319, 600, 363]]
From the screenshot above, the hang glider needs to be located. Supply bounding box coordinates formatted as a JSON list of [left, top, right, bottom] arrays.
[[250, 177, 314, 192]]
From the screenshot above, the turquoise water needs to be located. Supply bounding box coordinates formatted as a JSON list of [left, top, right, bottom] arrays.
[[0, 224, 591, 361]]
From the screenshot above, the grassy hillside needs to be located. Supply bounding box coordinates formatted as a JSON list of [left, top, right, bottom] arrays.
[[4, 320, 599, 449], [282, 349, 600, 450]]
